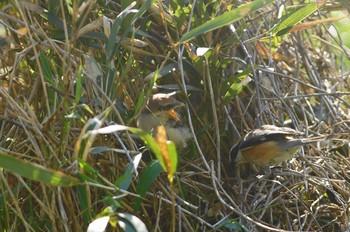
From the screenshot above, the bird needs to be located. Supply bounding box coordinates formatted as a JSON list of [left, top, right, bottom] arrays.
[[229, 125, 329, 168], [136, 92, 192, 150]]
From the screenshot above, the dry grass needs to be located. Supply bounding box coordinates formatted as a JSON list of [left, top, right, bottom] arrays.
[[0, 0, 350, 231]]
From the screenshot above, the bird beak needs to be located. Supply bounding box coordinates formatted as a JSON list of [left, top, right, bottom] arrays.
[[167, 108, 181, 121], [167, 102, 185, 121]]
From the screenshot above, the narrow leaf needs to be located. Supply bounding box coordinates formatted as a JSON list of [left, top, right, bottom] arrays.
[[166, 141, 178, 184], [0, 151, 80, 186], [83, 124, 167, 172], [269, 2, 320, 36], [134, 160, 163, 213], [179, 0, 276, 43], [75, 65, 83, 105], [117, 213, 149, 232], [87, 216, 110, 232], [115, 153, 142, 191], [222, 68, 252, 104]]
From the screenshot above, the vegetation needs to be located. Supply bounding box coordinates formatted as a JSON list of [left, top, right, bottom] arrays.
[[0, 0, 349, 231]]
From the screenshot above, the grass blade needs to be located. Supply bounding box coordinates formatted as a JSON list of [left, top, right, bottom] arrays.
[[269, 2, 318, 36], [0, 151, 80, 186], [133, 160, 163, 213], [179, 0, 276, 43]]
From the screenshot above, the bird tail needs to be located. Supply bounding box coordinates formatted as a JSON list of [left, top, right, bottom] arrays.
[[300, 135, 329, 144], [300, 132, 346, 145], [282, 133, 345, 150]]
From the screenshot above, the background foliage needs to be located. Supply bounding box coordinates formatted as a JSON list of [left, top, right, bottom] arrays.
[[0, 0, 350, 231]]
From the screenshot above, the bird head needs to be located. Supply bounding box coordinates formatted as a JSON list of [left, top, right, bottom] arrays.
[[137, 92, 192, 149], [141, 92, 185, 127]]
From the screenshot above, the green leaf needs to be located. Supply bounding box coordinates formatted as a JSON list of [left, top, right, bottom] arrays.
[[105, 2, 137, 60], [132, 0, 155, 24], [76, 184, 93, 222], [133, 160, 163, 213], [83, 123, 178, 181], [90, 146, 133, 155], [219, 219, 249, 231], [167, 141, 178, 184], [222, 68, 252, 104], [269, 2, 318, 36], [114, 153, 142, 191], [134, 89, 146, 114], [144, 63, 177, 82], [87, 124, 166, 172], [40, 11, 66, 31], [88, 207, 116, 232], [39, 53, 55, 85], [74, 108, 111, 160], [87, 216, 110, 232], [0, 151, 80, 186], [127, 127, 165, 170], [78, 159, 99, 178], [178, 0, 276, 43], [117, 213, 149, 232], [75, 65, 83, 105], [75, 172, 100, 184]]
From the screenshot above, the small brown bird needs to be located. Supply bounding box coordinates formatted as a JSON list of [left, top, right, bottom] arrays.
[[137, 92, 192, 150], [230, 125, 328, 167]]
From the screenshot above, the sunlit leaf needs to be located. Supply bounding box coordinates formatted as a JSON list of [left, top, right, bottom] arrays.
[[0, 151, 80, 186], [179, 0, 276, 43], [222, 68, 252, 104], [269, 2, 323, 36], [117, 213, 148, 232], [74, 108, 111, 161], [87, 216, 110, 232], [88, 124, 166, 171], [154, 126, 178, 184]]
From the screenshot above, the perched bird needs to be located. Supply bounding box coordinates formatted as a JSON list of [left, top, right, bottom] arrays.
[[230, 125, 328, 168], [137, 92, 192, 150]]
